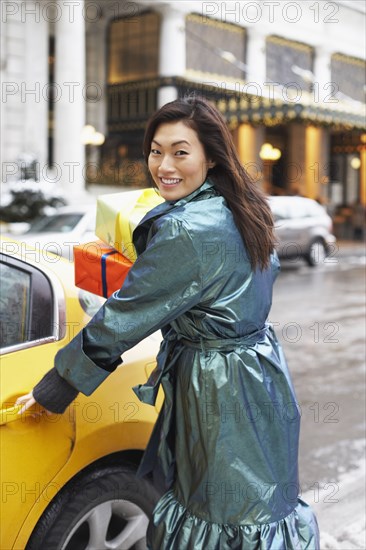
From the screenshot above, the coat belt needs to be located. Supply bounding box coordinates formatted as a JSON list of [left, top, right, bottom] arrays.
[[133, 324, 272, 490]]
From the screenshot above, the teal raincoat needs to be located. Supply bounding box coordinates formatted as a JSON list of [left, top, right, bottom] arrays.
[[53, 181, 319, 549]]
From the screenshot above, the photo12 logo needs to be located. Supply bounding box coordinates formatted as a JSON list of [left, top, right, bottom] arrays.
[[201, 2, 340, 25], [1, 1, 140, 24]]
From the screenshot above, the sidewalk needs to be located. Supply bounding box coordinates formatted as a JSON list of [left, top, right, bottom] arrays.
[[303, 459, 366, 549], [336, 239, 365, 258]]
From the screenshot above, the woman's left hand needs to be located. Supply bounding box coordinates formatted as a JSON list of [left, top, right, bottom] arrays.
[[15, 392, 53, 417]]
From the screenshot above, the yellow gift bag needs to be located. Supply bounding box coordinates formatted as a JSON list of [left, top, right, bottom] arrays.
[[96, 188, 164, 262]]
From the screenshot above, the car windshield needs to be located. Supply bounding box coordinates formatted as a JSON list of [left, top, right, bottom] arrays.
[[269, 200, 288, 221], [27, 213, 84, 233], [269, 198, 326, 221]]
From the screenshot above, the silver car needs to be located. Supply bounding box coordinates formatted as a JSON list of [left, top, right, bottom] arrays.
[[268, 196, 336, 266], [3, 205, 97, 261]]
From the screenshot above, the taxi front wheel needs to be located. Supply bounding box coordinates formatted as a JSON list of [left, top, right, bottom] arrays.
[[26, 464, 160, 550]]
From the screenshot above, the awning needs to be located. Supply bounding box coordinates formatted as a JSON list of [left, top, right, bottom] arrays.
[[107, 76, 366, 132]]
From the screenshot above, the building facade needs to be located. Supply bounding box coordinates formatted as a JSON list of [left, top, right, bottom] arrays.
[[1, 0, 365, 209]]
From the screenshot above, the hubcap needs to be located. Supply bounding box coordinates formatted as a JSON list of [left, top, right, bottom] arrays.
[[61, 499, 149, 550], [310, 242, 326, 265]]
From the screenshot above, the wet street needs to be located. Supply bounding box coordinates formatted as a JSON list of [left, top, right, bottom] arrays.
[[271, 247, 365, 548]]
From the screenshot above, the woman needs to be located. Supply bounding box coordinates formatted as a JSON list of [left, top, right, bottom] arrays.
[[17, 97, 319, 548]]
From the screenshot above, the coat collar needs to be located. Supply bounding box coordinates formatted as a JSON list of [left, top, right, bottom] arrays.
[[165, 178, 217, 207], [133, 179, 217, 255]]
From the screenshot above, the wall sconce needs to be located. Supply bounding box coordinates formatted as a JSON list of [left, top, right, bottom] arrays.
[[350, 157, 361, 170], [81, 125, 105, 146], [259, 143, 282, 161]]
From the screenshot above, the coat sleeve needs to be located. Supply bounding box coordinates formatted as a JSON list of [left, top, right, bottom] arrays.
[[33, 217, 202, 411]]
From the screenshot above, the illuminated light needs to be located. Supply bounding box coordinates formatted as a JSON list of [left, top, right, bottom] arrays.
[[229, 98, 237, 111], [220, 50, 237, 64], [81, 125, 105, 146], [81, 125, 96, 144], [259, 143, 282, 161], [218, 100, 226, 112], [92, 132, 106, 146], [350, 157, 361, 169]]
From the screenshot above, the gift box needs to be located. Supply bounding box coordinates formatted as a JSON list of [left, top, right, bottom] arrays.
[[95, 188, 164, 262], [74, 241, 133, 298]]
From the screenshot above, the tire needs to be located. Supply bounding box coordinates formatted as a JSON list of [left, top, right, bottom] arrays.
[[305, 239, 327, 267], [26, 465, 160, 550]]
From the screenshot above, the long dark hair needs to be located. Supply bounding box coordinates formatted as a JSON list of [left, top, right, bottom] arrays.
[[143, 96, 275, 270]]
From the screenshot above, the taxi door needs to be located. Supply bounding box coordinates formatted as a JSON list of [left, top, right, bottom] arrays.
[[0, 254, 76, 549]]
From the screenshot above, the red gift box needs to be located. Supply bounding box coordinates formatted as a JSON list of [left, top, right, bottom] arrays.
[[74, 241, 133, 298]]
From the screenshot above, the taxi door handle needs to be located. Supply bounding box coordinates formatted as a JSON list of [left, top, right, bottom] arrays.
[[0, 403, 23, 425]]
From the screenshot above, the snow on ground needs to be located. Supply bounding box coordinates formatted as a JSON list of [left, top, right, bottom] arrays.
[[303, 457, 366, 549]]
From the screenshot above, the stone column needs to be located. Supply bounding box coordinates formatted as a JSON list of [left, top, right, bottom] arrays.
[[24, 0, 49, 176], [287, 123, 307, 195], [156, 4, 186, 107], [54, 0, 86, 195], [245, 26, 267, 86], [1, 2, 25, 174], [85, 12, 109, 173], [305, 126, 330, 200], [0, 9, 8, 170], [360, 138, 366, 206], [313, 46, 332, 107], [237, 124, 265, 189]]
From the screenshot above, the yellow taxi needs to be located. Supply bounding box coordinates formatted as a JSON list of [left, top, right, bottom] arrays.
[[0, 238, 161, 550]]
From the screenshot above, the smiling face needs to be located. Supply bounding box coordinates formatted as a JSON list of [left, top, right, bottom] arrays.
[[148, 120, 214, 201]]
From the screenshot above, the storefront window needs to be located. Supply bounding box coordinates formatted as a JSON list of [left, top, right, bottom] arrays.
[[108, 11, 160, 84], [186, 14, 246, 80], [266, 36, 313, 92], [331, 53, 366, 103]]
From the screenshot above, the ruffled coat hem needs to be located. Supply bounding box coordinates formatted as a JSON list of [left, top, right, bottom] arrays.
[[148, 490, 320, 550]]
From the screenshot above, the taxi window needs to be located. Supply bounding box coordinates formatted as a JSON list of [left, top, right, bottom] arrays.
[[0, 264, 31, 348], [0, 257, 54, 350]]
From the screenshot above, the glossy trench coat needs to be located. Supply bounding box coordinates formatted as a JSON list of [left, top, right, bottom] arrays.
[[52, 181, 319, 549]]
